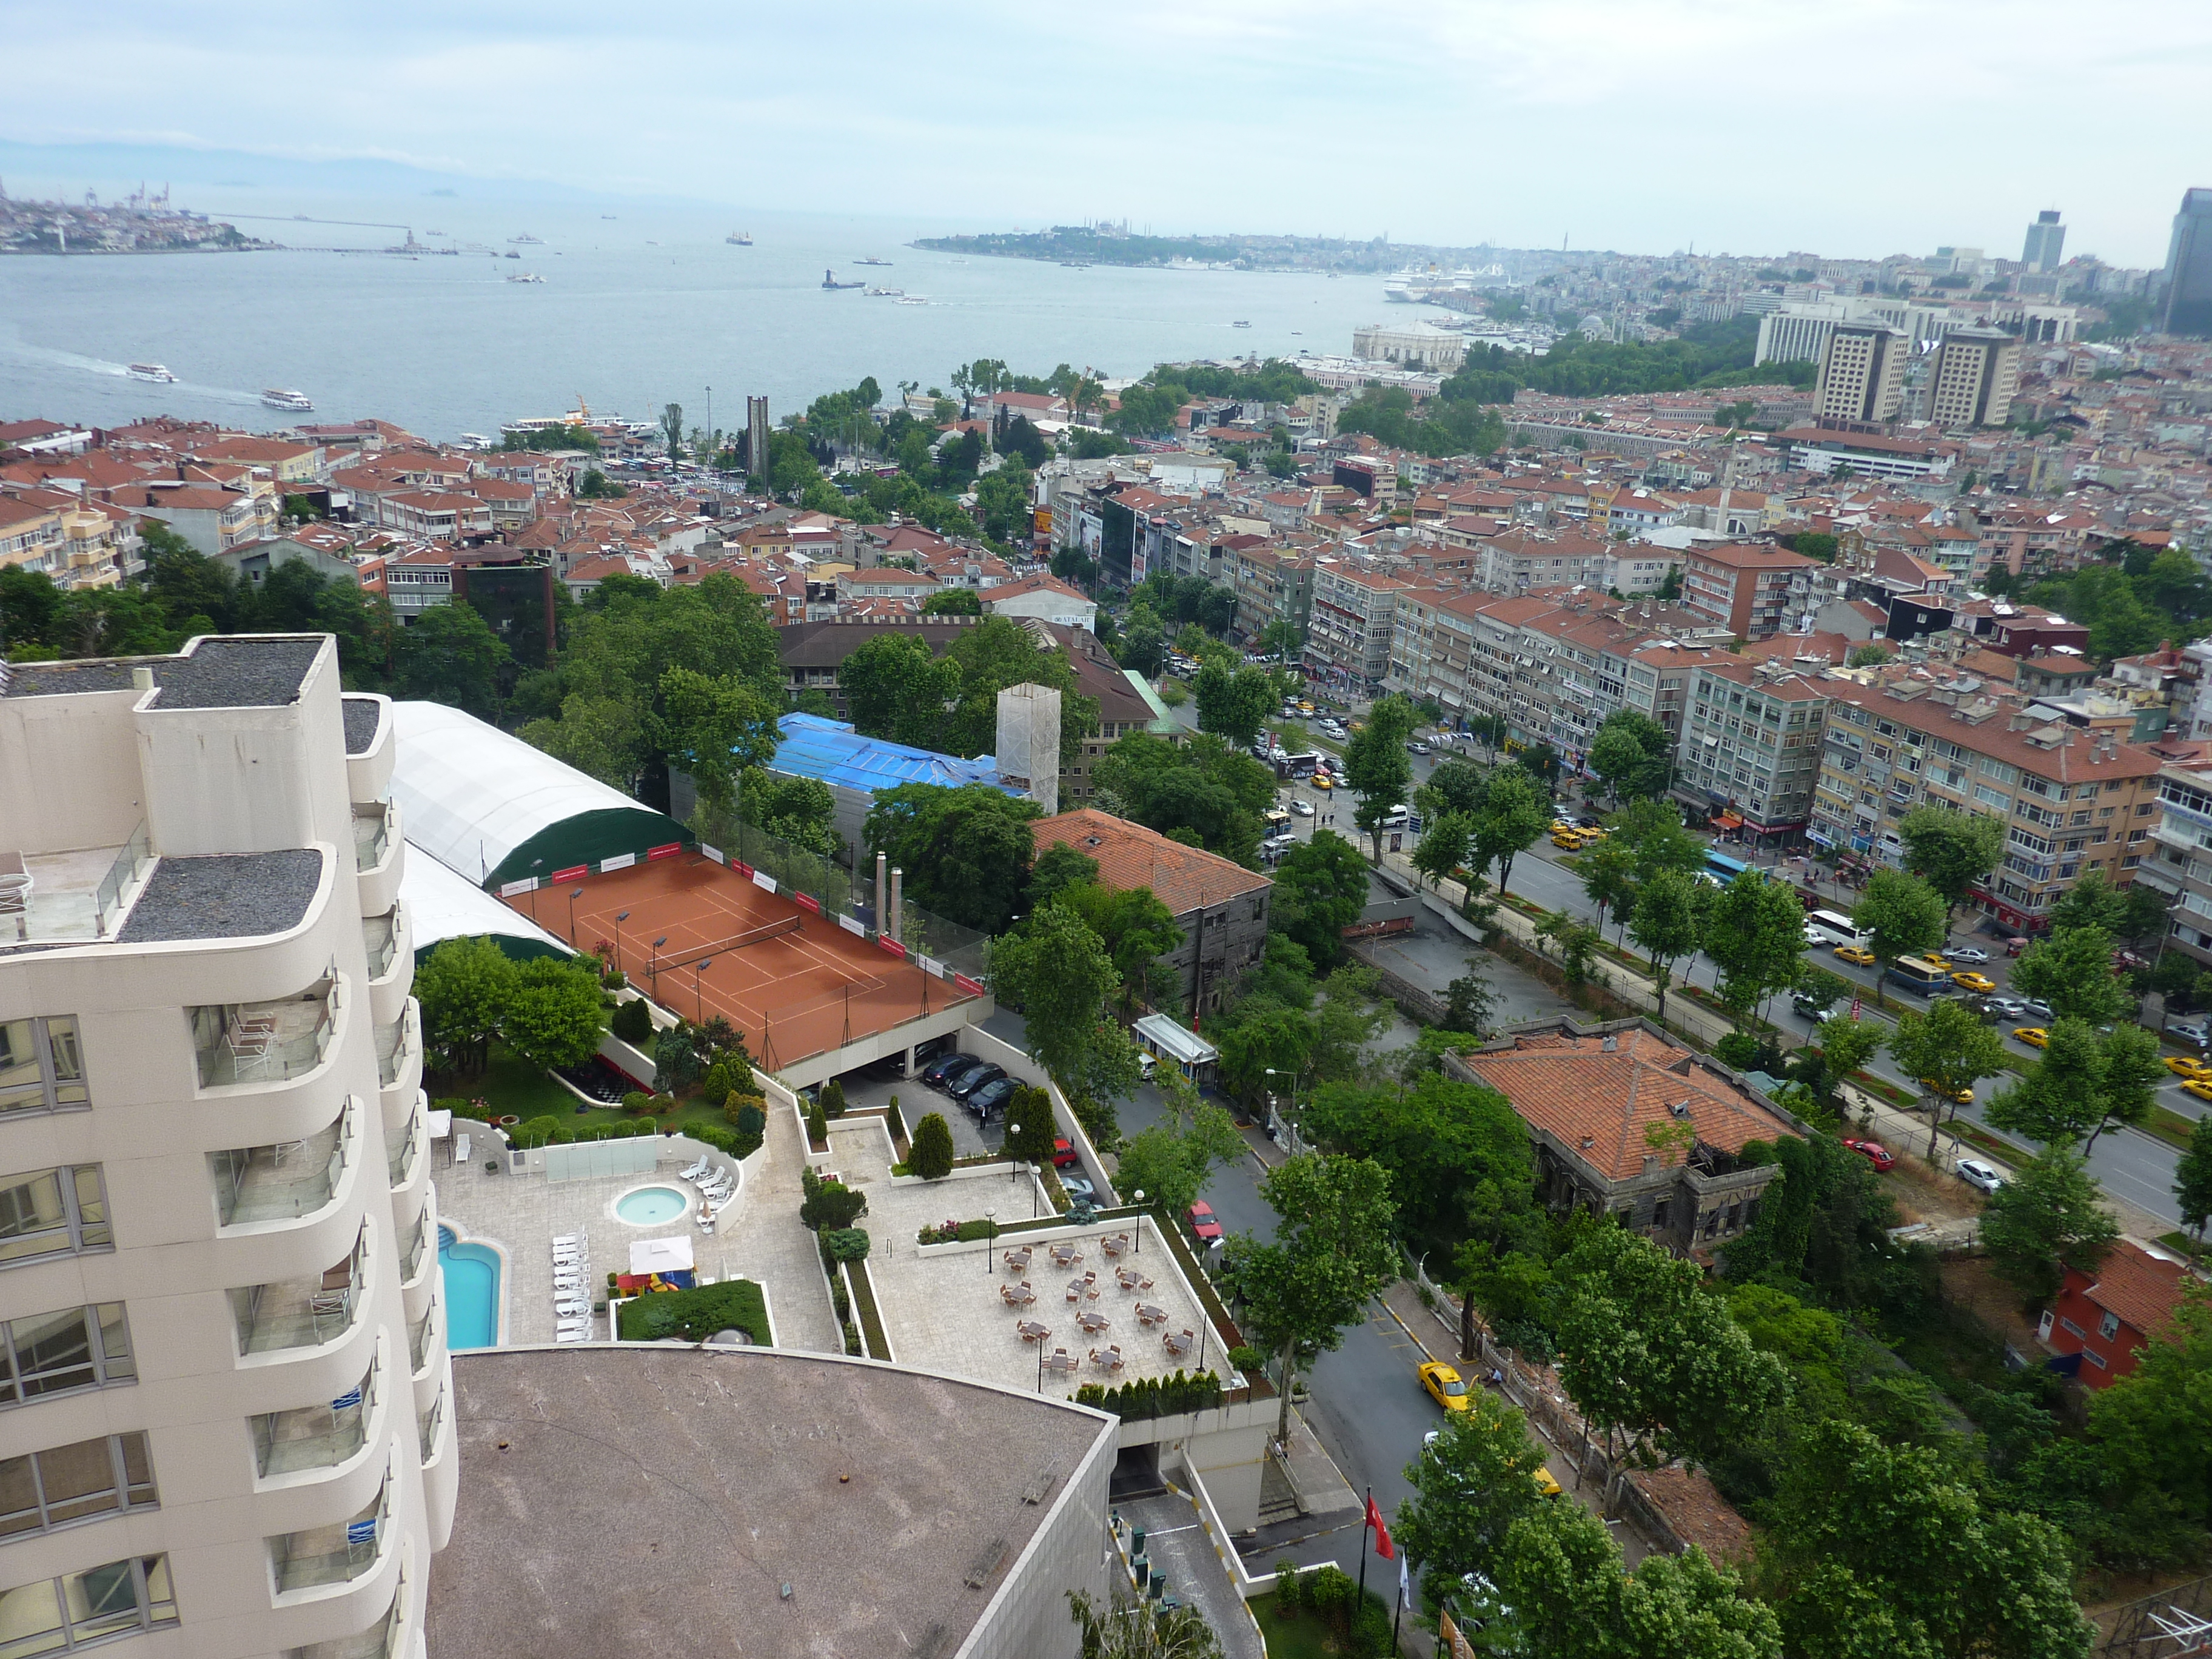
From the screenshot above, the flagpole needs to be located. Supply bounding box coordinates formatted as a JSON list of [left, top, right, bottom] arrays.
[[1393, 1550, 1408, 1653], [1358, 1485, 1372, 1600]]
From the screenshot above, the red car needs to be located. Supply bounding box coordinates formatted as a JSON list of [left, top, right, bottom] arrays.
[[1051, 1138, 1078, 1169], [1842, 1138, 1895, 1173], [1186, 1201, 1224, 1243]]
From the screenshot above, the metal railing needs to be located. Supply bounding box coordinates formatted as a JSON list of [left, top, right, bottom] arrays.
[[417, 1392, 443, 1463], [215, 1102, 354, 1225], [408, 1303, 436, 1375], [271, 1478, 387, 1594], [193, 985, 341, 1089], [352, 806, 392, 876], [233, 1228, 367, 1356], [252, 1353, 378, 1478], [93, 823, 154, 937], [399, 1211, 429, 1285], [386, 1107, 418, 1188], [363, 913, 397, 982], [374, 1013, 412, 1090]]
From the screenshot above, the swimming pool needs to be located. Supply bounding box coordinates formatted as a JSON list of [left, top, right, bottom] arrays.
[[615, 1184, 691, 1225], [437, 1225, 501, 1350]]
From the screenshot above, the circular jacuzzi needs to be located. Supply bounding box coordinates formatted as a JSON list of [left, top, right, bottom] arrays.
[[615, 1185, 691, 1225]]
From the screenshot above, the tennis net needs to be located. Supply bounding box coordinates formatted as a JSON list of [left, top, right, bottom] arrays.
[[687, 914, 805, 959]]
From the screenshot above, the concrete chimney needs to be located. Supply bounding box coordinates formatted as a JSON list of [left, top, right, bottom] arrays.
[[890, 867, 903, 943], [876, 850, 888, 931]]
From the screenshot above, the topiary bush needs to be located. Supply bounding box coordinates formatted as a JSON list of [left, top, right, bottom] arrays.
[[621, 1090, 654, 1116], [819, 1077, 846, 1119], [1228, 1344, 1266, 1377], [910, 1111, 955, 1179], [805, 1099, 829, 1146], [1272, 1561, 1303, 1612], [885, 1093, 905, 1142], [609, 997, 653, 1045], [510, 1114, 563, 1148], [1072, 1368, 1222, 1421], [653, 1027, 701, 1093], [820, 1227, 870, 1264], [729, 1099, 766, 1138]]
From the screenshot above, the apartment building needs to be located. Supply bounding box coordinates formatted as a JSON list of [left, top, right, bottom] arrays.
[[1806, 675, 2162, 933], [113, 484, 270, 558], [1475, 529, 1611, 596], [1673, 658, 1832, 842], [0, 638, 450, 1659], [1926, 328, 2022, 429], [1812, 323, 1909, 424], [2135, 757, 2212, 970], [1680, 541, 1818, 640], [1305, 563, 1407, 691], [1227, 544, 1315, 643]]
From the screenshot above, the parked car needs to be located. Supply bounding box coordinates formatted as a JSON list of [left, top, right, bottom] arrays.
[[1060, 1174, 1097, 1203], [1834, 944, 1875, 967], [1980, 995, 2028, 1020], [921, 1051, 980, 1088], [1418, 1360, 1471, 1412], [2013, 1027, 2050, 1048], [1290, 798, 1315, 817], [1051, 1138, 1079, 1168], [966, 1076, 1017, 1118], [1185, 1201, 1224, 1242], [1956, 1157, 2006, 1195], [2019, 998, 2054, 1021], [1408, 740, 1431, 755], [1842, 1138, 1896, 1172], [1946, 947, 1991, 964], [947, 1062, 1007, 1101]]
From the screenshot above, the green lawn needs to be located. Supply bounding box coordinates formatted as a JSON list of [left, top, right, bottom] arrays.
[[1250, 1595, 1337, 1659], [429, 1042, 734, 1138]]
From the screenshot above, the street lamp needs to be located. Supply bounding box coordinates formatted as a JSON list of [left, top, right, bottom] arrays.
[[1008, 1123, 1021, 1182], [649, 936, 668, 983], [613, 911, 631, 973], [1132, 1191, 1144, 1253], [526, 858, 545, 919], [692, 957, 714, 1024], [567, 886, 585, 943], [985, 1208, 996, 1275]]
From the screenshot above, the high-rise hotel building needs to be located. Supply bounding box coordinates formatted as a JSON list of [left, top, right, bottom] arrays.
[[0, 635, 449, 1658]]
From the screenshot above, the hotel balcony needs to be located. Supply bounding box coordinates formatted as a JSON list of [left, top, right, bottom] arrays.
[[374, 1004, 420, 1119], [213, 1101, 357, 1227], [270, 1478, 389, 1595], [193, 983, 340, 1090], [232, 1229, 366, 1357], [363, 906, 411, 1027], [252, 1353, 380, 1480], [386, 1101, 423, 1191], [283, 1585, 404, 1659], [1, 823, 155, 945], [353, 802, 403, 916]]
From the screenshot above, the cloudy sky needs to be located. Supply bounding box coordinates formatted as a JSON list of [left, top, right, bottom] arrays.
[[7, 0, 2205, 266]]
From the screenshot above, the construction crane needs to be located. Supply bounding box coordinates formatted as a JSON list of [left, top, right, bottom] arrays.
[[573, 395, 592, 426]]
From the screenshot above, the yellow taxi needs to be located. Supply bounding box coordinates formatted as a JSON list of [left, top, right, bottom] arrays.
[[2013, 1027, 2049, 1048], [1834, 945, 1875, 967], [2184, 1079, 2212, 1104], [1310, 773, 1333, 791], [1533, 1465, 1563, 1498], [1580, 825, 1609, 841], [1551, 820, 1579, 836], [2165, 1055, 2212, 1080], [1551, 831, 1587, 850], [1950, 971, 1998, 994], [1419, 1361, 1472, 1413], [1921, 1078, 1973, 1105], [1298, 700, 1315, 716]]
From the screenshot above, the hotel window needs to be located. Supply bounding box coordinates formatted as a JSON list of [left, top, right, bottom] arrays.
[[0, 1019, 89, 1119], [0, 1306, 135, 1409], [0, 1555, 176, 1652], [0, 1433, 158, 1541], [0, 1168, 111, 1269]]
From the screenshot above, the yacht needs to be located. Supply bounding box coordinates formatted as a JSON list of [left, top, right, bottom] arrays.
[[457, 432, 494, 450], [128, 363, 175, 383], [504, 250, 521, 259], [863, 286, 905, 297], [509, 233, 543, 244], [855, 255, 891, 266], [1232, 320, 1252, 328], [505, 272, 545, 284], [895, 295, 928, 306], [260, 388, 313, 412], [726, 230, 753, 245]]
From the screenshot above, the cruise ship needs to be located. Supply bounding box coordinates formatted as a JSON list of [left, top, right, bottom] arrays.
[[260, 387, 313, 411], [726, 230, 753, 245], [128, 362, 175, 383]]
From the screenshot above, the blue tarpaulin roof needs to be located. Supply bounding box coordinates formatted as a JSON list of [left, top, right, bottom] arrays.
[[769, 712, 1020, 797]]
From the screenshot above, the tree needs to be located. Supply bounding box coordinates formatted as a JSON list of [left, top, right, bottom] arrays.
[[413, 936, 517, 1075], [500, 956, 606, 1070], [1472, 766, 1550, 898], [1701, 871, 1808, 1020], [1191, 659, 1274, 746], [839, 631, 963, 750], [2086, 1021, 2167, 1152], [865, 782, 1039, 932], [1258, 617, 1303, 664], [2178, 1114, 2212, 1244], [1216, 1005, 1315, 1111], [660, 666, 780, 822], [1446, 968, 1497, 1039], [1054, 882, 1184, 1008], [909, 1111, 955, 1179], [1394, 1393, 1550, 1589], [1065, 1589, 1224, 1659], [2086, 1282, 2212, 1560], [1761, 1419, 2091, 1659], [1586, 709, 1674, 801], [661, 402, 685, 460], [1897, 804, 2005, 926], [1849, 870, 1946, 1007], [1888, 1000, 2009, 1160], [1629, 868, 1701, 1026], [1343, 695, 1417, 861], [987, 907, 1122, 1085], [1416, 756, 1489, 823], [1575, 831, 1640, 940], [1111, 1103, 1244, 1221], [1302, 1070, 1540, 1257], [1028, 842, 1098, 907], [1987, 1019, 2118, 1151], [1982, 1149, 2118, 1307], [389, 600, 509, 718], [735, 767, 837, 856], [2013, 923, 2131, 1027], [1272, 832, 1369, 965], [919, 587, 982, 617], [1410, 811, 1472, 894], [1812, 1010, 1886, 1105], [1222, 1153, 1398, 1443]]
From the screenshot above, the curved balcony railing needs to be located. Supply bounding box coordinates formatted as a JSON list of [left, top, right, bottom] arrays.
[[232, 1225, 367, 1357], [270, 1472, 388, 1595], [193, 981, 341, 1090], [215, 1099, 357, 1227], [252, 1349, 380, 1479]]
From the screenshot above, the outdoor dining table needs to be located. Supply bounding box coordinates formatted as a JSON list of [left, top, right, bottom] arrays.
[[1164, 1329, 1196, 1358], [1002, 1248, 1031, 1273], [1101, 1235, 1127, 1257], [1090, 1345, 1125, 1373], [1016, 1320, 1051, 1342], [1077, 1310, 1110, 1334], [1065, 1278, 1099, 1302], [1134, 1303, 1168, 1326], [1043, 1350, 1079, 1375], [1050, 1244, 1082, 1267], [1002, 1282, 1036, 1307]]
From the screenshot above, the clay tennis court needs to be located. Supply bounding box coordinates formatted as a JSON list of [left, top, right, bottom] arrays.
[[504, 853, 973, 1071]]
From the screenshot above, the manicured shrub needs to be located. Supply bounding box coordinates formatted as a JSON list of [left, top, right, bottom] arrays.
[[511, 1114, 562, 1148], [805, 1099, 829, 1145], [1714, 1030, 1760, 1070], [615, 1278, 771, 1346], [910, 1111, 955, 1179], [609, 997, 653, 1044], [700, 1059, 739, 1102], [885, 1093, 905, 1142], [1228, 1345, 1266, 1377], [821, 1227, 871, 1264], [653, 1027, 701, 1093], [603, 970, 626, 990], [729, 1099, 766, 1138], [1305, 1566, 1356, 1630], [819, 1078, 846, 1118], [1272, 1561, 1303, 1612], [621, 1090, 654, 1117], [800, 1177, 866, 1232]]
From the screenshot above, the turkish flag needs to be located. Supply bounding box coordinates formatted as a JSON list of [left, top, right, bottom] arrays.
[[1366, 1493, 1395, 1560]]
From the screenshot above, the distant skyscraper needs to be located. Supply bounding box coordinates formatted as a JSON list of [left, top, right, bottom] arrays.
[[746, 395, 771, 483], [1926, 328, 2022, 429], [2162, 188, 2212, 338], [1812, 322, 1908, 425], [2022, 210, 2065, 273]]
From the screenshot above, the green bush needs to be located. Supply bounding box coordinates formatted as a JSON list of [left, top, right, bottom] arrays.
[[511, 1114, 563, 1148], [820, 1077, 846, 1118], [886, 1093, 905, 1140], [615, 1278, 771, 1346], [654, 1027, 702, 1093], [690, 1122, 737, 1155], [1714, 1030, 1761, 1070], [915, 1218, 999, 1244], [609, 997, 653, 1044], [604, 970, 626, 990], [1273, 1561, 1303, 1612], [730, 1100, 766, 1138], [910, 1111, 956, 1179], [621, 1090, 654, 1116], [1072, 1369, 1222, 1420], [700, 1058, 739, 1102], [1228, 1344, 1266, 1376], [1305, 1565, 1356, 1629], [799, 1174, 866, 1232], [821, 1227, 871, 1264], [805, 1099, 829, 1145]]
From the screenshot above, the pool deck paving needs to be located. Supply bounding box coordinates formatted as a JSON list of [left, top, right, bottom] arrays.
[[431, 1103, 840, 1353]]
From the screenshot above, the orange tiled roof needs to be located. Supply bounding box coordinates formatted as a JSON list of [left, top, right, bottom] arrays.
[[1030, 809, 1270, 915], [2078, 1241, 2193, 1338]]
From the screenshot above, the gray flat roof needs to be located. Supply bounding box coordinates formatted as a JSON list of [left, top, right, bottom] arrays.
[[2, 635, 324, 708], [341, 694, 384, 756], [115, 851, 323, 943], [426, 1347, 1111, 1658]]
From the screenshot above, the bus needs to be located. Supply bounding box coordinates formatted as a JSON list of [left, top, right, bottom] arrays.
[[1803, 909, 1871, 950], [1706, 850, 1751, 885], [1886, 954, 1953, 996]]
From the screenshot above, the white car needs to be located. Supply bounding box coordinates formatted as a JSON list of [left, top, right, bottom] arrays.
[[1956, 1158, 2006, 1195], [1945, 947, 1991, 964], [1290, 799, 1316, 817]]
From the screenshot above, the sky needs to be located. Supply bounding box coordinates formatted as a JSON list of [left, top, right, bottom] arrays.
[[5, 0, 2207, 267]]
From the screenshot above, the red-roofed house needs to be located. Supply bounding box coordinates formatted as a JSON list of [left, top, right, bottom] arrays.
[[2038, 1240, 2197, 1388], [979, 573, 1096, 631], [1450, 1017, 1803, 1256]]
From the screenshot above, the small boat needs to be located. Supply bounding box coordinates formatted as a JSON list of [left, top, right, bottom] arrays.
[[895, 295, 928, 306], [425, 228, 447, 236], [128, 363, 175, 383], [261, 388, 314, 412], [727, 230, 752, 245], [509, 233, 543, 244], [1232, 320, 1252, 328], [820, 269, 863, 290], [863, 286, 904, 297], [506, 272, 544, 284], [504, 250, 520, 259], [855, 256, 891, 266]]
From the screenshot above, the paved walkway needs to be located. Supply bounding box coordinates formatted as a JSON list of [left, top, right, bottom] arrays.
[[1119, 1491, 1266, 1659], [716, 1104, 841, 1353]]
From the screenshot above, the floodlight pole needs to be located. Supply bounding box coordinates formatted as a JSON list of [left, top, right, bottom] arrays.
[[693, 958, 714, 1024], [614, 911, 630, 973], [568, 886, 584, 943]]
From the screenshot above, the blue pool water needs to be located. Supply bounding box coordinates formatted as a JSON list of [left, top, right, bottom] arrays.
[[437, 1225, 500, 1350], [615, 1185, 690, 1225]]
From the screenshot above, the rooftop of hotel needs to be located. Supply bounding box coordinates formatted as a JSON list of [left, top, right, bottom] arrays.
[[426, 1346, 1111, 1659], [1, 634, 324, 706]]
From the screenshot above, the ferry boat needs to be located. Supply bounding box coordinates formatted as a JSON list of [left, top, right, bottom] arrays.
[[260, 388, 313, 412], [1232, 320, 1252, 328], [855, 256, 891, 266], [820, 269, 864, 290], [726, 230, 753, 245], [128, 363, 175, 383], [863, 286, 905, 297], [509, 233, 543, 245], [505, 272, 545, 284]]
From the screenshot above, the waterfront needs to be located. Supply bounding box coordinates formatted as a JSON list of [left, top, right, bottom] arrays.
[[0, 195, 1404, 441]]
